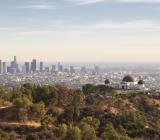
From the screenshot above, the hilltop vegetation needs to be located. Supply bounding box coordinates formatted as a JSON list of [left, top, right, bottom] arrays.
[[0, 84, 160, 140]]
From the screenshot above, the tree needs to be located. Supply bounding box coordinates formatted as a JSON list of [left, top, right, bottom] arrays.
[[0, 86, 5, 99], [21, 83, 34, 101], [13, 96, 32, 121], [101, 123, 119, 140], [22, 83, 33, 89], [41, 114, 54, 127], [26, 133, 39, 140], [121, 111, 145, 126], [81, 117, 100, 130], [61, 106, 80, 123], [11, 88, 23, 101], [56, 85, 73, 106], [30, 101, 46, 121], [53, 124, 68, 139], [118, 126, 133, 140], [0, 129, 8, 139], [72, 90, 84, 107], [82, 84, 97, 95], [13, 96, 32, 108], [66, 125, 81, 140], [80, 123, 96, 140]]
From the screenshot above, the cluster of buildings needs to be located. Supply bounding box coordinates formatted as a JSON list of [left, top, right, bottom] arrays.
[[0, 56, 20, 74], [0, 56, 102, 89], [0, 56, 78, 74], [1, 56, 160, 91], [105, 75, 148, 91]]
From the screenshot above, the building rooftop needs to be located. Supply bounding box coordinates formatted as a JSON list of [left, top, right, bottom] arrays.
[[122, 75, 135, 82]]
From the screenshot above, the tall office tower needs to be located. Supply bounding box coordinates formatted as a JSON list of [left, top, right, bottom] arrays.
[[70, 66, 75, 74], [51, 65, 56, 73], [93, 65, 100, 75], [81, 67, 86, 73], [58, 62, 60, 70], [0, 60, 2, 74], [14, 56, 16, 63], [40, 61, 43, 72], [31, 59, 37, 72], [58, 62, 63, 72], [3, 62, 7, 74], [10, 56, 19, 73], [24, 62, 30, 73]]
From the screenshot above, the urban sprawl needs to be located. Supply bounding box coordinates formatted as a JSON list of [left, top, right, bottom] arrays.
[[0, 56, 160, 91]]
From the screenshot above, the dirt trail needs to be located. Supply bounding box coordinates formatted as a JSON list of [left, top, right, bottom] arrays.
[[0, 106, 12, 109], [0, 105, 41, 128], [0, 121, 41, 128]]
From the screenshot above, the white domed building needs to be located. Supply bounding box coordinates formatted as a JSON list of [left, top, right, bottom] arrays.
[[115, 75, 148, 91]]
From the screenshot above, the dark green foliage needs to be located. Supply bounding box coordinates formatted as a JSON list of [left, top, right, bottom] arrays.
[[80, 123, 97, 140], [33, 85, 58, 106], [13, 96, 32, 107], [52, 123, 67, 139], [29, 101, 46, 121], [0, 84, 159, 140], [81, 116, 100, 130], [59, 106, 80, 123], [26, 133, 39, 140], [0, 129, 8, 138], [101, 123, 119, 140], [66, 125, 81, 140], [82, 84, 113, 95], [120, 111, 146, 126]]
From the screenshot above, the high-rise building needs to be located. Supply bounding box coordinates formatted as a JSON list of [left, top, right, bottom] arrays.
[[31, 59, 37, 72], [58, 62, 63, 72], [40, 61, 43, 72], [51, 65, 56, 73], [70, 66, 75, 74], [10, 56, 19, 73], [14, 56, 16, 62], [81, 67, 86, 73], [3, 62, 7, 74], [0, 60, 2, 74], [24, 62, 30, 73], [92, 65, 100, 75]]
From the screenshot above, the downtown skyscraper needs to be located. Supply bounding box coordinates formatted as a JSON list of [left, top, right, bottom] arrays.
[[31, 59, 37, 73], [3, 62, 7, 74], [0, 60, 2, 74], [24, 62, 30, 74], [7, 56, 19, 74], [40, 62, 44, 72]]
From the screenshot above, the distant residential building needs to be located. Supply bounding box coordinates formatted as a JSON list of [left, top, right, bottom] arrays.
[[7, 67, 16, 74], [70, 66, 75, 74], [94, 65, 100, 75], [51, 65, 56, 73], [64, 68, 69, 73], [81, 67, 86, 73], [45, 67, 49, 73], [58, 62, 63, 72], [40, 62, 44, 72]]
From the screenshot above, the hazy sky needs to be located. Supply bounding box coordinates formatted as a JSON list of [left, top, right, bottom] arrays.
[[0, 0, 160, 62]]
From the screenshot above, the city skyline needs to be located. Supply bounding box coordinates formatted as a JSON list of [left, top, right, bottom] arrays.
[[0, 0, 160, 62]]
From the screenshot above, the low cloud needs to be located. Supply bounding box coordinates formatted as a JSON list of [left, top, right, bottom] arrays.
[[19, 4, 57, 10], [71, 0, 160, 5], [16, 20, 160, 36]]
